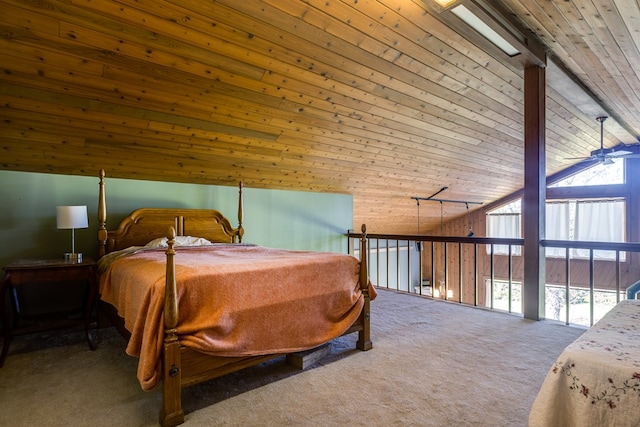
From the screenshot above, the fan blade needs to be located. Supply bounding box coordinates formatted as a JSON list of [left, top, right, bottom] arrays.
[[564, 115, 640, 164], [608, 150, 632, 157]]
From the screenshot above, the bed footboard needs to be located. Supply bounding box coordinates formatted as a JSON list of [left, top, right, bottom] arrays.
[[158, 224, 371, 427]]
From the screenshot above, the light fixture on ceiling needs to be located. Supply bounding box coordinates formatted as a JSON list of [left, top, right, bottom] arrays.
[[565, 116, 638, 165], [450, 4, 520, 57], [411, 189, 483, 237], [465, 203, 474, 237]]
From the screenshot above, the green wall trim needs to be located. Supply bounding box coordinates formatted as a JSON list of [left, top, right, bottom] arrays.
[[0, 171, 353, 268]]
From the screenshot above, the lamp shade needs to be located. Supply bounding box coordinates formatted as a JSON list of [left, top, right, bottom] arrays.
[[56, 206, 89, 229]]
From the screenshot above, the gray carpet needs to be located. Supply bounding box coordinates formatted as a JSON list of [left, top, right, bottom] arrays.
[[0, 289, 584, 426]]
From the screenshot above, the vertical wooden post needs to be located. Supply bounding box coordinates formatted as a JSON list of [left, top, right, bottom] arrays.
[[97, 169, 107, 258], [523, 64, 546, 320], [357, 224, 372, 351], [237, 182, 244, 243], [160, 227, 184, 427]]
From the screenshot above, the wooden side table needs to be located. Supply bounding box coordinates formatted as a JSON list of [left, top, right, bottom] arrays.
[[0, 257, 98, 368]]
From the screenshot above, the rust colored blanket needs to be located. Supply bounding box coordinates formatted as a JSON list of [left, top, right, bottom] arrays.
[[98, 244, 375, 390]]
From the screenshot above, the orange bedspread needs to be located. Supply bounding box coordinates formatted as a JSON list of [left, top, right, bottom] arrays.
[[98, 244, 375, 390]]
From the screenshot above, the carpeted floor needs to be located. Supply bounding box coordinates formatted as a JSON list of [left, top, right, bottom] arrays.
[[0, 289, 584, 426]]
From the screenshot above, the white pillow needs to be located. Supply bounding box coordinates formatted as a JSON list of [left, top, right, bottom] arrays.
[[144, 236, 212, 248]]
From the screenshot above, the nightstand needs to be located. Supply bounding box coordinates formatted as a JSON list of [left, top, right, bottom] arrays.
[[0, 257, 98, 368]]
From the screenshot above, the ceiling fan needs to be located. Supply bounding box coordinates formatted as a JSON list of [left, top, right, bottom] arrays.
[[567, 116, 639, 165]]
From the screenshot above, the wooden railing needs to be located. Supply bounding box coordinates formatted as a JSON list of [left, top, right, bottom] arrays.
[[542, 240, 640, 325], [348, 231, 640, 327]]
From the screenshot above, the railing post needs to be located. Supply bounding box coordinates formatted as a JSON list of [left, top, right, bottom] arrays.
[[474, 243, 478, 306], [565, 247, 570, 325], [444, 242, 449, 300], [407, 240, 412, 293], [508, 245, 513, 313], [376, 238, 380, 289], [589, 249, 595, 326], [458, 243, 463, 303]]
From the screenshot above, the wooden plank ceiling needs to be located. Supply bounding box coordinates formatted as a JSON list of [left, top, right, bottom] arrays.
[[1, 0, 639, 234]]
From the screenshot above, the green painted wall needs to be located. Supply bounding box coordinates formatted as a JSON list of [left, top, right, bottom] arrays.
[[0, 171, 353, 268]]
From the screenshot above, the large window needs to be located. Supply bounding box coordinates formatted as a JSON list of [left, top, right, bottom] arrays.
[[574, 199, 625, 259], [487, 159, 627, 259], [486, 198, 625, 259], [546, 199, 625, 260], [486, 199, 521, 255], [549, 159, 624, 187]]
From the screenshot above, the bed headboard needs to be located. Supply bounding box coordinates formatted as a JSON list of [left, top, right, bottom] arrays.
[[97, 170, 244, 257]]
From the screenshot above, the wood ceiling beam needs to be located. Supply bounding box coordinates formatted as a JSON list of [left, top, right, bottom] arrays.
[[421, 0, 546, 69]]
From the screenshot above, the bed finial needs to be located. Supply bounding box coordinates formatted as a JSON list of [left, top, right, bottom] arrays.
[[98, 169, 107, 258], [359, 224, 368, 290]]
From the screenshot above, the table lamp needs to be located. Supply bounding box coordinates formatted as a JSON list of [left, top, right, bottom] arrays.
[[57, 205, 89, 261]]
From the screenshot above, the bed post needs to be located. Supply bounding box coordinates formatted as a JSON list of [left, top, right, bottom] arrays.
[[160, 227, 184, 427], [237, 181, 244, 243], [356, 224, 372, 351], [98, 169, 107, 258]]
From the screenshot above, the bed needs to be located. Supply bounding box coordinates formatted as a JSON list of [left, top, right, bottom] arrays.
[[95, 170, 374, 426], [528, 299, 640, 427]]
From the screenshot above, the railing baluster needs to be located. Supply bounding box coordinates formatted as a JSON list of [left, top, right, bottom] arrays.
[[458, 243, 463, 303], [386, 239, 389, 289], [616, 250, 620, 303], [565, 247, 570, 326], [444, 242, 449, 300], [431, 241, 435, 297], [489, 243, 495, 310], [407, 240, 411, 293], [474, 243, 478, 307], [375, 238, 380, 289], [395, 240, 400, 291], [508, 244, 513, 313], [589, 249, 595, 327]]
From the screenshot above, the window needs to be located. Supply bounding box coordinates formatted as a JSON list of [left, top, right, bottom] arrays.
[[545, 199, 625, 260], [486, 199, 521, 255], [573, 199, 625, 260], [545, 201, 570, 257], [549, 160, 624, 187], [487, 198, 625, 260]]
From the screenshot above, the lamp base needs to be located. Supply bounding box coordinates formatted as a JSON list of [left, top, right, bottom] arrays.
[[64, 253, 83, 262]]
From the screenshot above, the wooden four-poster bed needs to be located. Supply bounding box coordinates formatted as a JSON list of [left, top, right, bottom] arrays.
[[95, 170, 373, 426]]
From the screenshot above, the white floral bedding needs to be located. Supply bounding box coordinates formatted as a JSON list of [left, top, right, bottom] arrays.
[[529, 299, 640, 427]]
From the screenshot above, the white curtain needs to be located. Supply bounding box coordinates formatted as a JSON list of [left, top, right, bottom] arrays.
[[487, 213, 521, 255], [573, 200, 625, 260], [545, 201, 570, 257]]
